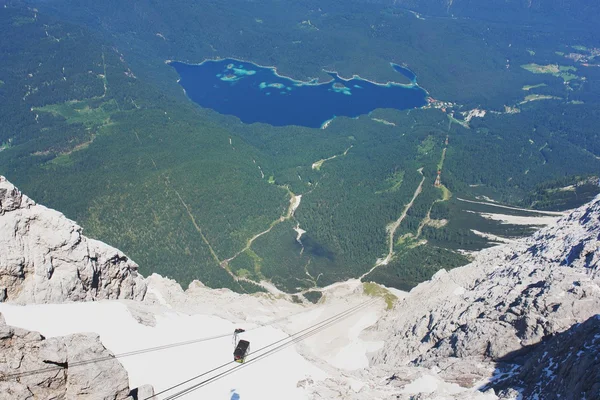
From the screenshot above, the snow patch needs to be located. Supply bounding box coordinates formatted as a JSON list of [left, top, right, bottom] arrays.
[[400, 374, 464, 395], [0, 301, 329, 400], [469, 211, 561, 226], [471, 229, 516, 244], [146, 286, 171, 308]]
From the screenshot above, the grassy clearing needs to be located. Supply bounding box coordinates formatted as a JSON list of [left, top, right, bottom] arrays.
[[376, 170, 405, 194], [363, 282, 397, 310], [0, 80, 4, 87], [521, 64, 578, 82], [47, 153, 74, 167], [447, 114, 469, 129], [437, 147, 447, 171], [236, 268, 251, 278], [395, 233, 414, 246], [520, 94, 561, 104], [245, 248, 264, 278], [572, 45, 588, 51], [439, 184, 452, 201], [418, 135, 436, 155], [34, 99, 118, 127], [522, 83, 547, 91], [312, 159, 326, 170]]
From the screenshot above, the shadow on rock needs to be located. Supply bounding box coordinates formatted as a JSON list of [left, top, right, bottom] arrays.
[[482, 314, 600, 399]]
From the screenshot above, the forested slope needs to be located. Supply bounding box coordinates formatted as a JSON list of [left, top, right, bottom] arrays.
[[1, 2, 599, 293]]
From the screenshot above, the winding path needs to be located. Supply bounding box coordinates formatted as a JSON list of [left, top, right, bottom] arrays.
[[222, 190, 301, 266], [360, 168, 426, 279]]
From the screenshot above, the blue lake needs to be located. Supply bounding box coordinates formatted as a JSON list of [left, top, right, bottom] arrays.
[[170, 59, 427, 128], [392, 64, 417, 82]]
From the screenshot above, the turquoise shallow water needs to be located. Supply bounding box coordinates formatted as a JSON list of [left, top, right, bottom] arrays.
[[171, 59, 427, 128]]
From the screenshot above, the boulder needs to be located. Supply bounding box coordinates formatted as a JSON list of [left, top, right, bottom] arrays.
[[0, 312, 144, 399]]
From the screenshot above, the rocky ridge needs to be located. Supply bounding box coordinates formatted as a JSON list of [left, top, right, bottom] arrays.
[[491, 314, 600, 399], [370, 195, 600, 399], [0, 176, 147, 304]]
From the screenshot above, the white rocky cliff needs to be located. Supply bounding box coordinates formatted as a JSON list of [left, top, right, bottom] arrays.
[[0, 176, 147, 304]]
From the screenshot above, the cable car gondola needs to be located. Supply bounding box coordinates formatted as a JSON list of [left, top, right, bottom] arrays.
[[233, 339, 250, 363]]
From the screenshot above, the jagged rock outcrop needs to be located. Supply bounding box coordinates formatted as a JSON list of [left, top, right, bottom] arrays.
[[0, 176, 147, 304], [371, 195, 600, 396], [0, 313, 142, 399], [373, 195, 599, 366], [490, 315, 600, 399]]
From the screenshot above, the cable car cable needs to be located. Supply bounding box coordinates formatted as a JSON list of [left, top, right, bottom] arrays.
[[0, 301, 321, 381], [145, 298, 378, 400], [0, 332, 233, 381], [161, 298, 377, 400], [147, 301, 372, 400]]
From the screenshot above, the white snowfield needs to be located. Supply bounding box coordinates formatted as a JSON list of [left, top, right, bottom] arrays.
[[0, 278, 390, 400]]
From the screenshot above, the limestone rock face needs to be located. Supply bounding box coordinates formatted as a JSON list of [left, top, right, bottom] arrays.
[[492, 315, 600, 399], [369, 195, 600, 399], [0, 176, 147, 304], [373, 196, 600, 367], [0, 313, 133, 399]]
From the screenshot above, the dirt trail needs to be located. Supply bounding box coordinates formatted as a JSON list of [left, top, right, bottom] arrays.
[[99, 51, 108, 99], [215, 189, 304, 298], [311, 145, 353, 170], [360, 168, 426, 279], [165, 175, 288, 296], [223, 189, 301, 268], [174, 190, 222, 265]]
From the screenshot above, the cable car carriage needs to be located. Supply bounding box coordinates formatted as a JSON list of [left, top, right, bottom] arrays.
[[233, 328, 250, 363], [233, 339, 250, 363]]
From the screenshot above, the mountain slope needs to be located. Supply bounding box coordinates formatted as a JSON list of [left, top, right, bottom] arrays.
[[371, 194, 600, 398], [2, 3, 599, 296], [491, 315, 600, 399], [0, 178, 599, 399], [0, 176, 147, 304]]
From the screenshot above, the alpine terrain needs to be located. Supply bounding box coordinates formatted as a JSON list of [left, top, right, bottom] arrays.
[[0, 176, 598, 399]]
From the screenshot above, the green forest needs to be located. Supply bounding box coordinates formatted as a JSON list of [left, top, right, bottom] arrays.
[[1, 3, 599, 294]]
